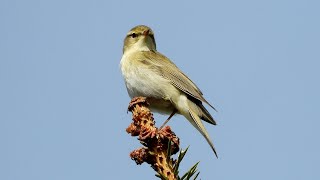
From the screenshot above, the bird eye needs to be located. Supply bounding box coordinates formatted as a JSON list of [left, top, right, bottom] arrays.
[[131, 33, 138, 38]]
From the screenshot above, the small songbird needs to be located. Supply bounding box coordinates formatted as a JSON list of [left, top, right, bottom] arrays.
[[120, 25, 218, 157]]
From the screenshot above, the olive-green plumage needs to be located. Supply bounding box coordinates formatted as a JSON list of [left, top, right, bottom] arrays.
[[120, 25, 218, 157]]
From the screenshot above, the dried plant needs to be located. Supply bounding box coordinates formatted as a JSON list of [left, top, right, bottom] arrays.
[[126, 97, 200, 180]]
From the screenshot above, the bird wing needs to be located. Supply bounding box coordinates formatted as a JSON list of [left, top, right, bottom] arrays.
[[140, 51, 216, 111]]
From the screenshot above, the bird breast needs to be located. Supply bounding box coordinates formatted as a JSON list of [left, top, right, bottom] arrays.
[[120, 52, 180, 114]]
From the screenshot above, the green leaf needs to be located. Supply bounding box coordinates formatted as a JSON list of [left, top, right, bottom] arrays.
[[193, 172, 200, 180], [174, 146, 189, 176], [180, 162, 200, 180]]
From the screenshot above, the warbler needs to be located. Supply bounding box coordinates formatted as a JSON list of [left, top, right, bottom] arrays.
[[120, 25, 218, 157]]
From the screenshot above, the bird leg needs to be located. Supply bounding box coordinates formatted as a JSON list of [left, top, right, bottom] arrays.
[[159, 109, 177, 129]]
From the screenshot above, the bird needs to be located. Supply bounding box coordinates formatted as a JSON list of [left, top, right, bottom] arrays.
[[120, 25, 218, 158]]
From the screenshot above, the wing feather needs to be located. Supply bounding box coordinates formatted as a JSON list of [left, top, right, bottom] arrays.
[[140, 51, 216, 111]]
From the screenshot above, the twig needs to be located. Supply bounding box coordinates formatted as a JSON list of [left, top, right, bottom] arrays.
[[126, 97, 180, 180]]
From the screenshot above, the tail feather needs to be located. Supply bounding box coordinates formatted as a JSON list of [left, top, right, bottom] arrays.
[[197, 102, 217, 125], [187, 96, 216, 125], [188, 98, 217, 125], [188, 109, 218, 158], [173, 94, 218, 157]]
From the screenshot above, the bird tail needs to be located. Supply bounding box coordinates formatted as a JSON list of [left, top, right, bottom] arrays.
[[187, 105, 218, 158], [188, 97, 217, 125]]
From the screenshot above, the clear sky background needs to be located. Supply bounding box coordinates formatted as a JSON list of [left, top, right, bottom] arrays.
[[1, 0, 319, 179]]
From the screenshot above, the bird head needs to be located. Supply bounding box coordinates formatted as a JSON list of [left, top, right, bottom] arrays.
[[123, 25, 157, 54]]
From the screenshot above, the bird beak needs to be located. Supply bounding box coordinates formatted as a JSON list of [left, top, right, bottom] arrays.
[[143, 29, 150, 36]]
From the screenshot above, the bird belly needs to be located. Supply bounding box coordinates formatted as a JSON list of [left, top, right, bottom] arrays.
[[120, 56, 179, 114]]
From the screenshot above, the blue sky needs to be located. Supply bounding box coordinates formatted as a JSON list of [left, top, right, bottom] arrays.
[[1, 0, 319, 179]]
